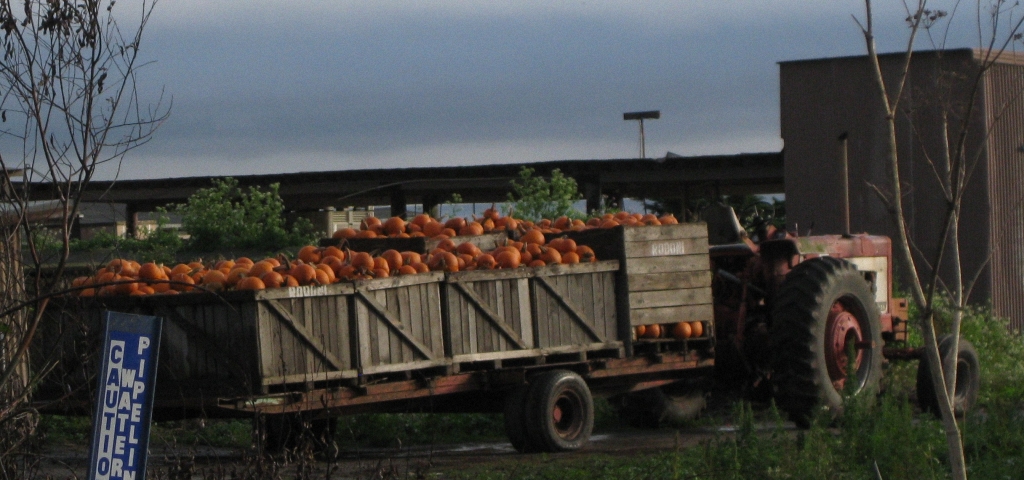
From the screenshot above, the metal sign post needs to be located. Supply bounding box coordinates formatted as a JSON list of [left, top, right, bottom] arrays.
[[87, 311, 163, 480]]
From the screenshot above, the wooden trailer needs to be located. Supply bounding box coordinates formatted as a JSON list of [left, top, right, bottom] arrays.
[[34, 223, 716, 451]]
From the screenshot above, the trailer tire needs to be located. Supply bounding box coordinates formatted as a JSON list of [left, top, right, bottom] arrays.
[[504, 384, 537, 453], [770, 257, 883, 428], [259, 414, 337, 455], [916, 334, 980, 418], [523, 370, 594, 452]]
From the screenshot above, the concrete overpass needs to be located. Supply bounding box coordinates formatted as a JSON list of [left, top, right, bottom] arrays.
[[25, 152, 784, 235]]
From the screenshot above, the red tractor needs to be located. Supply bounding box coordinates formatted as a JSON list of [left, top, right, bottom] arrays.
[[667, 204, 980, 426]]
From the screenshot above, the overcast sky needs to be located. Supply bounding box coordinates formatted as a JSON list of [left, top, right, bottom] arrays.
[[100, 1, 985, 180]]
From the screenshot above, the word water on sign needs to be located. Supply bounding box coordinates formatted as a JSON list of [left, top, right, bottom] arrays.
[[89, 312, 163, 480]]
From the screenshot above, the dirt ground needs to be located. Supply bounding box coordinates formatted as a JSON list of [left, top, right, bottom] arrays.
[[28, 423, 790, 479]]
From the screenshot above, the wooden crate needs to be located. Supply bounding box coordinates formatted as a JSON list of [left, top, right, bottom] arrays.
[[352, 272, 448, 375], [39, 283, 361, 404], [548, 224, 714, 354], [619, 224, 713, 327]]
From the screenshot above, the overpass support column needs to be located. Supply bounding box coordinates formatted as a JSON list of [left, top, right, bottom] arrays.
[[422, 194, 442, 218], [125, 203, 138, 239], [584, 180, 602, 214], [390, 187, 407, 219]]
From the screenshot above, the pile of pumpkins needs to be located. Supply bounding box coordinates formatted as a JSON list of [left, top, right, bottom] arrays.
[[635, 321, 706, 341], [74, 222, 602, 297], [334, 208, 679, 240]]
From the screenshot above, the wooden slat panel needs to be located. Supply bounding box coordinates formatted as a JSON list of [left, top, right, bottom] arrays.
[[625, 255, 709, 275], [457, 282, 527, 349], [624, 237, 709, 258], [356, 297, 374, 371], [628, 287, 713, 309], [631, 304, 714, 325], [532, 271, 614, 347], [353, 280, 446, 372], [426, 283, 444, 354], [627, 270, 713, 292], [622, 223, 707, 241], [263, 299, 346, 371], [516, 278, 534, 347], [446, 286, 465, 355]]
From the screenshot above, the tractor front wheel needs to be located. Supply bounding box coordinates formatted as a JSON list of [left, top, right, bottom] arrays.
[[770, 257, 883, 427], [916, 334, 980, 418]]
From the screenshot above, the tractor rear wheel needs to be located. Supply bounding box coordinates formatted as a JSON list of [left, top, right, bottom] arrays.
[[916, 334, 980, 418], [770, 257, 883, 427]]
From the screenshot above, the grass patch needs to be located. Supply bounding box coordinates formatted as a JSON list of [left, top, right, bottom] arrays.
[[35, 415, 91, 446], [150, 419, 251, 449]]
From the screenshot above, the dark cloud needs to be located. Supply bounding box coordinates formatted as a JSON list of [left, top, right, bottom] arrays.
[[108, 3, 980, 179]]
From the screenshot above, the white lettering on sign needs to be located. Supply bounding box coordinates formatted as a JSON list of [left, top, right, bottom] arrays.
[[650, 242, 685, 256], [93, 334, 154, 480], [287, 285, 329, 298]]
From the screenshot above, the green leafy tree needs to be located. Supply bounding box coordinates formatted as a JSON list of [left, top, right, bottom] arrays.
[[507, 167, 584, 221], [174, 178, 318, 252]]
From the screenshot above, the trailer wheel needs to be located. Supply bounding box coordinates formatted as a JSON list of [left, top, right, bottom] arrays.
[[503, 384, 536, 453], [770, 257, 883, 428], [258, 414, 337, 455], [523, 370, 594, 452], [616, 387, 707, 428], [916, 334, 980, 418]]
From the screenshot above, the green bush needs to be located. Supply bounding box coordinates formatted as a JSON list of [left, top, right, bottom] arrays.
[[506, 167, 584, 222], [173, 177, 319, 252]]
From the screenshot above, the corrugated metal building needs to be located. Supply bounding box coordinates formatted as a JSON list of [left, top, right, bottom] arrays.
[[781, 49, 1024, 331]]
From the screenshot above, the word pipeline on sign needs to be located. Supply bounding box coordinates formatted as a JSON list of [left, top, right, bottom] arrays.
[[89, 312, 162, 480]]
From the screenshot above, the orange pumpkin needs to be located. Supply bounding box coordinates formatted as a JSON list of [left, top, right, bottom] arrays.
[[689, 321, 704, 338], [138, 262, 164, 281], [383, 216, 407, 236], [291, 264, 317, 285], [475, 254, 497, 270], [261, 271, 285, 288], [298, 245, 322, 264], [333, 227, 358, 239], [380, 249, 405, 272], [641, 323, 662, 338], [671, 322, 692, 339], [521, 229, 546, 245], [236, 276, 266, 291]]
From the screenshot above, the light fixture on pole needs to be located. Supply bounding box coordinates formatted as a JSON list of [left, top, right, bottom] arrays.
[[623, 110, 660, 158]]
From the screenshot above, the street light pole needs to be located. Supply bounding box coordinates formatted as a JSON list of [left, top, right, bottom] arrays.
[[623, 110, 660, 159]]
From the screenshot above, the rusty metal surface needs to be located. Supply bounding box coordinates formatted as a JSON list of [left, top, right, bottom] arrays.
[[219, 352, 714, 415], [983, 62, 1024, 332]]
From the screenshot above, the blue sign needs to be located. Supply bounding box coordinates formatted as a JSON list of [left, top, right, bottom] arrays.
[[88, 311, 163, 480]]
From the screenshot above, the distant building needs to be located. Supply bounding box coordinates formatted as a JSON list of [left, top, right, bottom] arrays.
[[781, 49, 1024, 330]]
